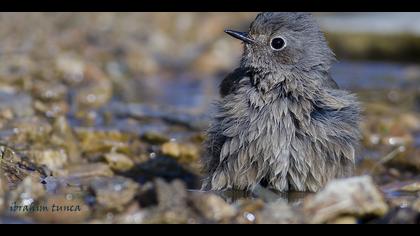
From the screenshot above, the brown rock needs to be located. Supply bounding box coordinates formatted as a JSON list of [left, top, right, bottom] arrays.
[[413, 199, 420, 212], [400, 182, 420, 192], [257, 200, 302, 224], [161, 141, 199, 163], [50, 116, 81, 164], [104, 152, 134, 172], [190, 192, 237, 222], [142, 132, 169, 145], [89, 176, 139, 211], [75, 64, 113, 110], [6, 175, 46, 217], [234, 199, 265, 224], [0, 175, 6, 213], [27, 149, 68, 173], [303, 176, 389, 223], [60, 163, 114, 178], [328, 216, 358, 224]]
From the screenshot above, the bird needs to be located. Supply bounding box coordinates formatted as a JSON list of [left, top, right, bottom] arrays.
[[202, 12, 361, 193]]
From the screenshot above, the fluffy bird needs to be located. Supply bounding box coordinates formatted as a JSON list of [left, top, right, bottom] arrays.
[[202, 12, 361, 192]]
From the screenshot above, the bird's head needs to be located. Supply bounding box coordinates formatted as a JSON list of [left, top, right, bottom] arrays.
[[225, 12, 336, 76]]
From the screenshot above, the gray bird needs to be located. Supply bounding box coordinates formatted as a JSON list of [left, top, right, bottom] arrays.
[[202, 12, 361, 192]]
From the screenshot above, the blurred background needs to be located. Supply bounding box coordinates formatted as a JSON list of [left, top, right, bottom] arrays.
[[0, 13, 419, 224]]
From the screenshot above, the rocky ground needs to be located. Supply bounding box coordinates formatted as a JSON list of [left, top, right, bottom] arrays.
[[0, 13, 419, 224]]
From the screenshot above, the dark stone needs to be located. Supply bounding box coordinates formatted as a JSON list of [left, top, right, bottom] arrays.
[[121, 156, 201, 189]]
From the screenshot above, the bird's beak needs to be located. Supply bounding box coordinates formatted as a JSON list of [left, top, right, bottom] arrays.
[[224, 29, 255, 44]]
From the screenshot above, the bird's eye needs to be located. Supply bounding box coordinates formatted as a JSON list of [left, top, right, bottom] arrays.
[[270, 37, 286, 51]]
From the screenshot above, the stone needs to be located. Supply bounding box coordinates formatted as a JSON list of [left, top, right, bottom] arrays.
[[7, 175, 46, 217], [140, 179, 195, 224], [0, 146, 39, 188], [413, 199, 420, 212], [27, 149, 68, 173], [141, 132, 169, 145], [400, 182, 420, 192], [123, 156, 200, 189], [89, 176, 139, 211], [161, 141, 200, 163], [31, 81, 68, 102], [233, 199, 265, 224], [0, 91, 34, 118], [104, 152, 134, 172], [75, 128, 132, 155], [303, 176, 389, 223], [59, 163, 114, 179], [0, 175, 6, 213], [190, 192, 237, 222], [74, 64, 113, 110], [256, 200, 302, 224], [50, 116, 82, 164], [328, 216, 358, 224]]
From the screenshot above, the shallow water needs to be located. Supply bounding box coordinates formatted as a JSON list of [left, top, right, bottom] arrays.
[[119, 60, 420, 112], [0, 12, 419, 224]]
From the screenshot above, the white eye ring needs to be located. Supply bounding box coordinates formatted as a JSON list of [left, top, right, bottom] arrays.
[[270, 37, 287, 51]]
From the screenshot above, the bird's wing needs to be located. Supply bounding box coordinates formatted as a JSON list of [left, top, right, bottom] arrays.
[[219, 67, 248, 97]]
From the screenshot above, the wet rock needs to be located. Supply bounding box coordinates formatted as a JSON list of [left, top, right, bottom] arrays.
[[387, 195, 418, 210], [0, 146, 41, 188], [104, 152, 135, 172], [6, 175, 46, 217], [136, 182, 159, 208], [398, 113, 420, 131], [74, 64, 113, 110], [33, 100, 69, 118], [329, 216, 358, 224], [42, 176, 69, 194], [154, 179, 187, 210], [55, 55, 85, 85], [141, 132, 169, 145], [89, 176, 139, 211], [371, 207, 420, 224], [75, 128, 132, 156], [256, 200, 303, 224], [400, 182, 420, 192], [31, 81, 67, 102], [0, 91, 34, 118], [59, 163, 114, 179], [413, 199, 420, 212], [50, 116, 81, 164], [303, 176, 389, 223], [113, 208, 147, 224], [122, 156, 200, 189], [361, 111, 418, 149], [233, 199, 265, 224], [4, 117, 53, 144], [0, 175, 6, 213], [26, 149, 68, 173], [161, 141, 200, 163], [189, 192, 237, 222], [388, 147, 420, 171], [141, 179, 195, 224], [31, 194, 90, 224]]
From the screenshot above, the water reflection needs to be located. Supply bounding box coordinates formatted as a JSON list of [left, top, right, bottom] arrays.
[[206, 186, 312, 205]]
